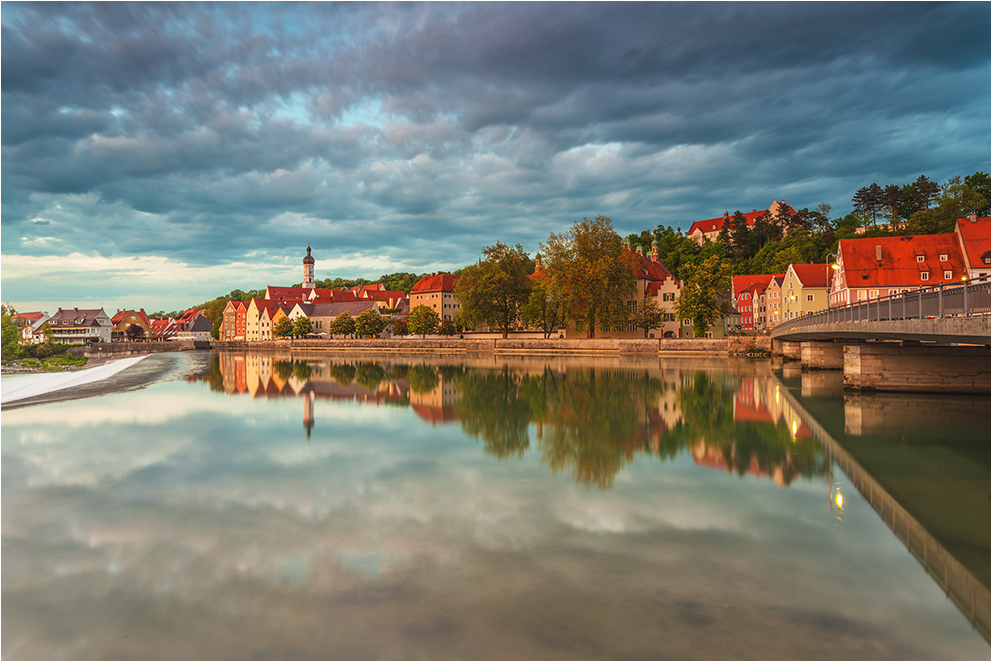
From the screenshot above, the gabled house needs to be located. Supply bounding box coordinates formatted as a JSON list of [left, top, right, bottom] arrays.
[[11, 311, 49, 344], [149, 317, 181, 341], [955, 214, 991, 279], [830, 234, 967, 307], [47, 308, 113, 344], [111, 309, 152, 340], [174, 315, 212, 341], [288, 301, 380, 336], [221, 300, 248, 341], [781, 264, 829, 323], [733, 275, 777, 331]]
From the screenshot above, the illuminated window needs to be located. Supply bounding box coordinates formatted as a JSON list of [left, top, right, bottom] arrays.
[[939, 254, 948, 261], [944, 270, 952, 280], [920, 272, 929, 281]]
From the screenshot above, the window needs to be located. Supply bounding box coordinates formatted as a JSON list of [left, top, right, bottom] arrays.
[[944, 270, 952, 280], [869, 289, 879, 298], [916, 255, 925, 263], [683, 318, 691, 326], [939, 254, 948, 261], [920, 272, 929, 281], [806, 294, 814, 302]]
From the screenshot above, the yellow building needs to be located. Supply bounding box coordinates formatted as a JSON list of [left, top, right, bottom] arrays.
[[781, 264, 830, 322]]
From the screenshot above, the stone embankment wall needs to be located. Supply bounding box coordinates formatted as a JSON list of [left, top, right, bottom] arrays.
[[84, 336, 769, 357], [209, 337, 752, 355], [81, 340, 211, 359]]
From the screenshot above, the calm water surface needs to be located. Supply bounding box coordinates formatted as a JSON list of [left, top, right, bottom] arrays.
[[2, 351, 988, 659]]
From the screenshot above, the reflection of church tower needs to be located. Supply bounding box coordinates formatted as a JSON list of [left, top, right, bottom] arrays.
[[303, 244, 316, 290], [303, 391, 315, 440]]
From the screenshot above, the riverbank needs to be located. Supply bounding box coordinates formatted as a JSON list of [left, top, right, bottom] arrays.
[[1, 355, 90, 374], [0, 354, 152, 406]]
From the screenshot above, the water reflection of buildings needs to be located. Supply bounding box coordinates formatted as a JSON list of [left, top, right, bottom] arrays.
[[217, 354, 409, 438]]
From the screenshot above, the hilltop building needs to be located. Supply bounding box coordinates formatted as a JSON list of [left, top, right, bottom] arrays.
[[687, 200, 795, 245]]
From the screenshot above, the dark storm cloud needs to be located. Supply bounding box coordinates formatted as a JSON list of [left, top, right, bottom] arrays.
[[1, 2, 989, 308]]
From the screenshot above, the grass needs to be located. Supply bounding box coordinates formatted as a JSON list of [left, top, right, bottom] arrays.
[[16, 355, 88, 371]]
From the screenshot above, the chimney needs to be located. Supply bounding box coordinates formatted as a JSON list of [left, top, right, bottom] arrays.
[[875, 244, 882, 266]]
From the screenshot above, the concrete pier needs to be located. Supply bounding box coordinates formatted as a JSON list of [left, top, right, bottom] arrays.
[[843, 344, 991, 394], [801, 341, 845, 369]]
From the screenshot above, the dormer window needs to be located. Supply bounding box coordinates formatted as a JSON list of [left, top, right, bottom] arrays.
[[944, 270, 952, 280], [916, 255, 925, 263], [920, 271, 929, 281], [939, 254, 948, 261]]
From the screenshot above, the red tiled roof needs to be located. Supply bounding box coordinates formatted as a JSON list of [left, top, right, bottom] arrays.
[[12, 311, 45, 323], [622, 248, 674, 282], [411, 274, 459, 293], [838, 234, 966, 288], [789, 264, 830, 288], [956, 216, 991, 271], [733, 274, 777, 300]]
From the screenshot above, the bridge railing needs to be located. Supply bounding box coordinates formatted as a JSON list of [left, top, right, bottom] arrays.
[[775, 275, 991, 334]]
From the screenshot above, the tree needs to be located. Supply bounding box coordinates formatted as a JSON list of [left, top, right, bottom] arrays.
[[520, 277, 567, 338], [125, 324, 145, 342], [674, 255, 732, 337], [1, 305, 23, 362], [454, 242, 532, 338], [390, 319, 409, 336], [408, 305, 439, 338], [540, 216, 635, 338], [292, 316, 313, 338], [852, 183, 883, 226], [354, 308, 386, 338], [438, 320, 457, 336], [633, 296, 665, 338], [330, 312, 356, 337], [273, 317, 294, 338]]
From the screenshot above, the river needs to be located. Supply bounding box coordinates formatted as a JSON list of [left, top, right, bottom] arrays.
[[1, 350, 988, 659]]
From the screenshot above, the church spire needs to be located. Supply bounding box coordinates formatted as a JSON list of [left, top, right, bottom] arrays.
[[302, 244, 315, 289]]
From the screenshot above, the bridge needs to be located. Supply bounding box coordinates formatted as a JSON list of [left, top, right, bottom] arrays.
[[769, 278, 990, 393]]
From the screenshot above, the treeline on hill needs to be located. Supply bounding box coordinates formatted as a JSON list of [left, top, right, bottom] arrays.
[[625, 172, 990, 281]]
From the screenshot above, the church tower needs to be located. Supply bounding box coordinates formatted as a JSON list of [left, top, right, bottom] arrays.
[[303, 244, 316, 289]]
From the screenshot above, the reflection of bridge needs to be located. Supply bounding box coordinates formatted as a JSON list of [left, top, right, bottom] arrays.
[[774, 372, 990, 642]]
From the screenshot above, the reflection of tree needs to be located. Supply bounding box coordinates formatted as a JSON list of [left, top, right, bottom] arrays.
[[328, 363, 356, 386], [408, 365, 439, 394], [273, 360, 294, 380], [355, 362, 387, 391], [536, 369, 666, 489], [455, 366, 532, 459], [292, 361, 312, 381], [206, 353, 226, 392]]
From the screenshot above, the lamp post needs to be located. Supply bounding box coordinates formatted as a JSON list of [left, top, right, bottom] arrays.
[[826, 253, 839, 308]]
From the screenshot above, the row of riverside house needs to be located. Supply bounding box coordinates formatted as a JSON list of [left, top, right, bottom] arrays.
[[219, 246, 417, 341], [12, 307, 212, 344], [733, 214, 991, 331]]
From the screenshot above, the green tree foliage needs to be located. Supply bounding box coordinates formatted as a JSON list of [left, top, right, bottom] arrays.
[[407, 305, 439, 338], [292, 316, 313, 338], [632, 296, 665, 338], [520, 277, 567, 338], [438, 320, 457, 336], [390, 319, 409, 336], [273, 317, 294, 338], [1, 305, 23, 362], [455, 366, 533, 459], [454, 242, 532, 338], [674, 255, 733, 337], [540, 216, 635, 338], [407, 364, 440, 394], [329, 363, 356, 385], [355, 308, 387, 338], [330, 312, 356, 337], [355, 362, 387, 391]]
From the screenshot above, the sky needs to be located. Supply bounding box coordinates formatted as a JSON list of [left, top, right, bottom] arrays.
[[2, 2, 990, 314]]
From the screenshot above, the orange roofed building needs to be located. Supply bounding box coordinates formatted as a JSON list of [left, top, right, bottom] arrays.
[[830, 233, 967, 307], [955, 214, 991, 279], [687, 200, 796, 246], [410, 274, 461, 321]]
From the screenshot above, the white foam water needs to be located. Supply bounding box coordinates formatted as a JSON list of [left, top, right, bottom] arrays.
[[1, 355, 151, 405]]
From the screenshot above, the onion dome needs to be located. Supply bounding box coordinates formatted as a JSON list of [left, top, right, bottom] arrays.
[[303, 244, 315, 264]]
